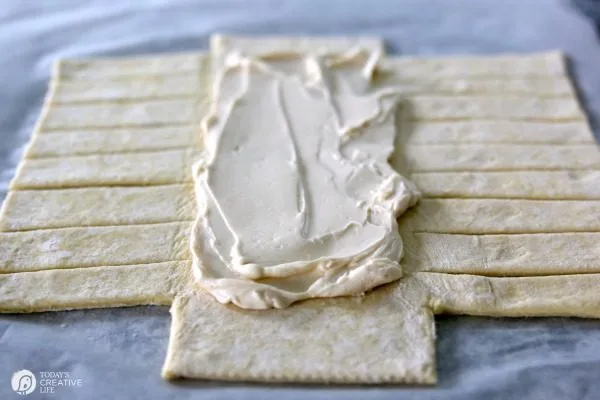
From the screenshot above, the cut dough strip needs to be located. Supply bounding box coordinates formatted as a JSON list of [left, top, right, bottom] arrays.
[[403, 232, 600, 276], [377, 75, 574, 96], [57, 53, 203, 80], [58, 74, 575, 103], [406, 96, 583, 121], [53, 75, 204, 104], [27, 126, 200, 157], [162, 281, 436, 384], [58, 50, 565, 81], [385, 51, 566, 78], [392, 144, 600, 173], [0, 261, 189, 312], [411, 170, 600, 200], [424, 272, 600, 318], [398, 120, 596, 144], [0, 185, 194, 231], [55, 57, 574, 104], [399, 198, 600, 233], [11, 149, 198, 189], [0, 222, 191, 273], [40, 99, 202, 130]]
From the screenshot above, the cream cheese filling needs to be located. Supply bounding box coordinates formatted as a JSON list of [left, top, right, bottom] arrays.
[[191, 37, 420, 309]]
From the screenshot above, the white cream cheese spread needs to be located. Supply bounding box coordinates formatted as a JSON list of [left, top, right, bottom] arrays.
[[191, 36, 420, 309]]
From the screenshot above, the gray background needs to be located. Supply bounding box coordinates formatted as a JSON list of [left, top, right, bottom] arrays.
[[1, 1, 600, 399]]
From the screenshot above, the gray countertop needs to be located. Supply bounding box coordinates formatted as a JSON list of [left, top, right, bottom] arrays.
[[1, 1, 600, 399]]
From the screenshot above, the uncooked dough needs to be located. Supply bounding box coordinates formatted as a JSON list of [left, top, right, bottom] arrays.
[[402, 231, 600, 275], [53, 75, 202, 103], [393, 144, 600, 172], [399, 198, 600, 233], [27, 126, 199, 157], [57, 53, 203, 80], [406, 95, 583, 120], [0, 261, 190, 312], [0, 35, 599, 385], [383, 51, 568, 77], [0, 185, 194, 231], [0, 222, 191, 272], [410, 170, 600, 199], [399, 120, 595, 144], [375, 73, 575, 96], [12, 149, 199, 189]]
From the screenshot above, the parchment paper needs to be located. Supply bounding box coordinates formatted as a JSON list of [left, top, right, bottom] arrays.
[[1, 1, 600, 399]]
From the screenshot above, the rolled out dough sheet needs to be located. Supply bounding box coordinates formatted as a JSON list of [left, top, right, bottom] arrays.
[[0, 261, 190, 312], [1, 37, 600, 384]]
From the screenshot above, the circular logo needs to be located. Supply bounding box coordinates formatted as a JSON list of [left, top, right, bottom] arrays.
[[11, 370, 36, 396]]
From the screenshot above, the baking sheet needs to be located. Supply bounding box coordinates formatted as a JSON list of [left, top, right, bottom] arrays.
[[1, 0, 600, 399]]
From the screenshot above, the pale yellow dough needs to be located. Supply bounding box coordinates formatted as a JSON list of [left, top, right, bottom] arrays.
[[425, 272, 600, 319], [376, 73, 575, 96], [162, 271, 600, 382], [162, 278, 437, 383], [400, 120, 595, 144], [400, 198, 600, 233], [28, 126, 199, 157], [0, 222, 191, 273], [0, 185, 194, 231], [12, 149, 199, 189], [0, 261, 190, 312], [41, 99, 202, 130], [406, 95, 584, 121], [403, 232, 600, 275], [57, 53, 203, 80], [53, 75, 202, 103], [411, 170, 600, 199], [393, 144, 600, 172], [1, 37, 600, 384]]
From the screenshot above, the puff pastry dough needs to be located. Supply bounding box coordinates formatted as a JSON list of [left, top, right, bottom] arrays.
[[1, 37, 599, 384]]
